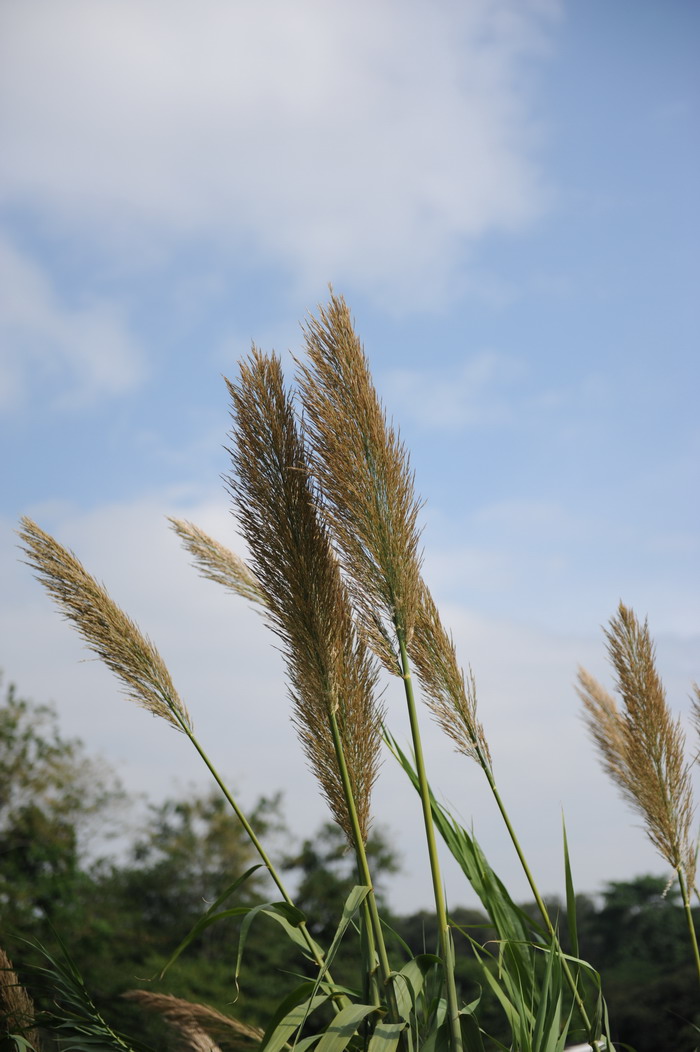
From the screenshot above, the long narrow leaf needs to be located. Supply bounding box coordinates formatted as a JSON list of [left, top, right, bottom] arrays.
[[310, 885, 370, 999], [386, 734, 543, 940], [367, 1020, 407, 1052], [158, 864, 263, 977], [393, 955, 440, 1022], [562, 817, 579, 959], [259, 984, 330, 1052], [314, 1004, 379, 1052], [236, 901, 316, 994]]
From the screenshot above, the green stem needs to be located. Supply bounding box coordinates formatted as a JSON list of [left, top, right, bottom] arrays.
[[398, 634, 463, 1052], [479, 758, 595, 1045], [176, 716, 345, 1006], [328, 707, 401, 1022], [360, 895, 382, 1008], [678, 867, 700, 991]]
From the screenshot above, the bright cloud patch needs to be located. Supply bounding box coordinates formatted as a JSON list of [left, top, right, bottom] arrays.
[[0, 0, 557, 306], [0, 236, 144, 412]]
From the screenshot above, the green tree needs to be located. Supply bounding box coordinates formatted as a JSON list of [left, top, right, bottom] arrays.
[[577, 875, 700, 1051], [0, 677, 127, 938]]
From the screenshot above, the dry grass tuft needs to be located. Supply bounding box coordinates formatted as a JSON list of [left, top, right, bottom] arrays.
[[225, 349, 383, 844], [168, 519, 265, 609], [577, 603, 696, 887], [0, 947, 42, 1049], [18, 517, 192, 733], [298, 290, 423, 666], [124, 990, 262, 1051]]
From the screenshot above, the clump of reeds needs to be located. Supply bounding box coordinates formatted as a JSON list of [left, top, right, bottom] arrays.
[[578, 602, 700, 983], [225, 349, 383, 848], [299, 291, 596, 1046], [224, 349, 398, 1014], [18, 291, 630, 1051]]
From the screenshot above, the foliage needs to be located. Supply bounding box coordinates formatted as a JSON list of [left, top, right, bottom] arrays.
[[0, 678, 126, 937]]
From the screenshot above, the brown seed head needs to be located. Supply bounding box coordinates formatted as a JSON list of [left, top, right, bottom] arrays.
[[18, 517, 192, 733], [225, 349, 383, 843], [577, 603, 696, 886], [168, 518, 265, 609], [0, 948, 41, 1049], [124, 990, 262, 1050], [410, 585, 491, 768], [298, 291, 423, 666]]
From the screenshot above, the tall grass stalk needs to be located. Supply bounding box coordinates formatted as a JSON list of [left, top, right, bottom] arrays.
[[300, 291, 596, 1049], [224, 351, 397, 1017], [299, 293, 468, 1052], [578, 603, 700, 992]]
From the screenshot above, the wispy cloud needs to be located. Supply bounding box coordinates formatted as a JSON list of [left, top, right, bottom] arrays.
[[0, 235, 144, 412], [384, 350, 525, 429], [0, 0, 558, 307]]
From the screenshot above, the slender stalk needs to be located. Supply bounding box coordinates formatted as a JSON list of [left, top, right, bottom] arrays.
[[398, 635, 463, 1052], [677, 868, 700, 990], [360, 896, 382, 1008], [478, 755, 595, 1044], [175, 713, 346, 1006], [327, 707, 400, 1022]]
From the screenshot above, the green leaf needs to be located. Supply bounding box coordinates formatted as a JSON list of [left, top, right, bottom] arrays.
[[309, 885, 371, 1000], [459, 1009, 486, 1052], [386, 735, 543, 955], [531, 940, 562, 1052], [314, 1003, 379, 1052], [562, 816, 579, 959], [393, 954, 440, 1021], [259, 983, 331, 1052], [158, 863, 263, 977], [7, 1038, 40, 1052], [235, 900, 316, 994], [18, 936, 138, 1052], [367, 1020, 407, 1052]]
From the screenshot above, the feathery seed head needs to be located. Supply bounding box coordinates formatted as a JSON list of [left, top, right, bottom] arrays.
[[410, 585, 491, 767], [124, 991, 262, 1050], [298, 291, 423, 667], [578, 603, 696, 886], [0, 948, 41, 1049], [18, 517, 192, 733], [168, 518, 265, 608], [225, 349, 383, 844]]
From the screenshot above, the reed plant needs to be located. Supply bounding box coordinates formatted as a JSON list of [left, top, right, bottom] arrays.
[[15, 292, 698, 1051], [577, 604, 700, 987]]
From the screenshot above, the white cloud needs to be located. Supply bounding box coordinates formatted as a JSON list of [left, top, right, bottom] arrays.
[[0, 235, 144, 411], [0, 0, 558, 307]]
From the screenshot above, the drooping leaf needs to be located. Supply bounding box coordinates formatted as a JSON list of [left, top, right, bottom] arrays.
[[158, 864, 263, 978], [314, 1003, 379, 1052]]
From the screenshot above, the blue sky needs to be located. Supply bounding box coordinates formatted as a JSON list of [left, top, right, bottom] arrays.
[[1, 0, 698, 912]]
